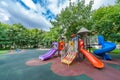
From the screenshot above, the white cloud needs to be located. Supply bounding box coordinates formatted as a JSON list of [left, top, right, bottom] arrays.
[[0, 13, 9, 21], [16, 2, 53, 30], [48, 0, 114, 15], [47, 0, 59, 15], [71, 0, 77, 3], [59, 0, 69, 14], [47, 0, 69, 15], [1, 1, 8, 7], [92, 0, 103, 9], [0, 0, 115, 31], [0, 1, 10, 22], [85, 0, 103, 9], [85, 0, 115, 10], [0, 0, 53, 31], [21, 0, 37, 10], [47, 0, 76, 15]]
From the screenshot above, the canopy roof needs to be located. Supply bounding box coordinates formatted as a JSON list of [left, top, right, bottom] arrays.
[[77, 27, 90, 34]]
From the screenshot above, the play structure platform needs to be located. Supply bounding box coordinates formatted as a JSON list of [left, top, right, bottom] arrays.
[[39, 28, 115, 69], [39, 39, 104, 68]]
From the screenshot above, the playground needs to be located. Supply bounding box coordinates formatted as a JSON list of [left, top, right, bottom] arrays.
[[1, 0, 120, 80], [0, 28, 119, 80], [0, 49, 120, 80]]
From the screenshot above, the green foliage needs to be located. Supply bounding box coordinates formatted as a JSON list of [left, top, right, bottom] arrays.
[[51, 0, 120, 43], [1, 0, 120, 50], [116, 0, 120, 5], [91, 5, 120, 42], [111, 49, 120, 54], [51, 0, 94, 40], [42, 26, 61, 47], [0, 50, 8, 54], [0, 22, 46, 49]]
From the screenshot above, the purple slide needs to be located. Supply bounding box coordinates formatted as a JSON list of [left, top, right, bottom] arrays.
[[39, 48, 57, 60]]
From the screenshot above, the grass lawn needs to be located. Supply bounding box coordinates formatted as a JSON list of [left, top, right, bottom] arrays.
[[111, 49, 120, 54], [0, 50, 9, 54]]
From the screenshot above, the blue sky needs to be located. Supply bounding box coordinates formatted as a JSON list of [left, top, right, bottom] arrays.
[[0, 0, 115, 31]]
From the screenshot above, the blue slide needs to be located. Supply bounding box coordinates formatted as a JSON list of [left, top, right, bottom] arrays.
[[94, 35, 116, 60]]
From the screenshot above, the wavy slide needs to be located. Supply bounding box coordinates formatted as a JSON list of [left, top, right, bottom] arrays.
[[39, 48, 57, 61], [61, 52, 77, 65], [94, 35, 116, 60], [79, 40, 104, 68]]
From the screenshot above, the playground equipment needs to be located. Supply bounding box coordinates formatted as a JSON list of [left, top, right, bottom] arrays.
[[94, 35, 116, 60], [39, 27, 107, 68], [61, 38, 104, 68], [60, 27, 104, 68], [61, 52, 76, 65], [77, 27, 91, 50], [79, 39, 104, 68], [61, 33, 79, 65], [61, 41, 77, 65], [39, 42, 58, 60], [58, 41, 65, 51]]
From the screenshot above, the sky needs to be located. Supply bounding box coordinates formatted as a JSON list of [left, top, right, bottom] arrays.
[[0, 0, 115, 31]]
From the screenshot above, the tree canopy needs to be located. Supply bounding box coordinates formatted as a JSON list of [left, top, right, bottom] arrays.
[[0, 0, 120, 50], [0, 23, 46, 49], [91, 5, 120, 42], [51, 0, 94, 40], [51, 0, 120, 42]]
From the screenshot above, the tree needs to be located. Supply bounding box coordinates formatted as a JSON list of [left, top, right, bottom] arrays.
[[0, 22, 47, 49], [91, 5, 120, 42], [116, 0, 120, 4], [51, 0, 94, 40], [0, 22, 12, 49]]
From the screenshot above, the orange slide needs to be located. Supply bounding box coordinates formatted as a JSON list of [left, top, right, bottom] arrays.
[[79, 40, 104, 68], [61, 52, 76, 65]]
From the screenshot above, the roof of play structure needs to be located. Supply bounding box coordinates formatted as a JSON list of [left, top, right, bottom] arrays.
[[77, 27, 90, 34]]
